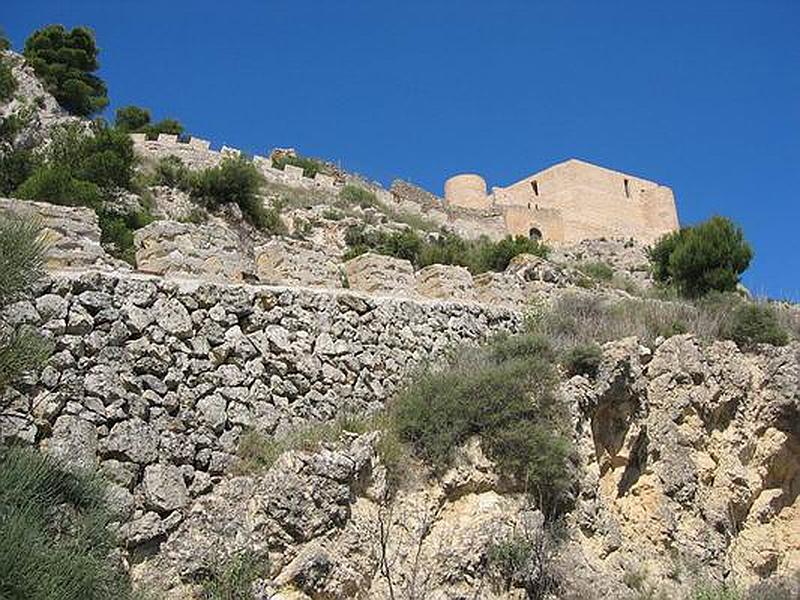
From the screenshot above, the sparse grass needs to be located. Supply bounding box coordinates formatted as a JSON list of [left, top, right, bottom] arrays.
[[529, 292, 746, 353], [578, 261, 614, 281], [336, 184, 440, 232], [198, 552, 266, 600], [237, 414, 381, 472], [236, 414, 413, 495]]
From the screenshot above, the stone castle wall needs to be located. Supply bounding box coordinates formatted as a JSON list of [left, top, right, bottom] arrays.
[[130, 134, 339, 192], [0, 271, 523, 542], [445, 159, 680, 244]]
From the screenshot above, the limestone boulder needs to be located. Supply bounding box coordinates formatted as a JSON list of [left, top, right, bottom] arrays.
[[0, 197, 126, 271], [343, 252, 415, 296], [254, 239, 342, 288], [506, 252, 574, 286], [134, 220, 248, 281], [415, 264, 476, 301], [142, 463, 190, 513]]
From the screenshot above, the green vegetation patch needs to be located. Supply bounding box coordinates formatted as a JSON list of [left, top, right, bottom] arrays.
[[189, 156, 284, 234], [115, 105, 184, 139], [388, 333, 575, 512], [344, 224, 549, 274], [23, 25, 109, 116], [0, 447, 136, 600], [271, 153, 326, 178], [0, 215, 52, 390], [649, 216, 752, 298]]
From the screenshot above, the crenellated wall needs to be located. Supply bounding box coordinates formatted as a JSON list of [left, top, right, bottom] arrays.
[[130, 133, 340, 192]]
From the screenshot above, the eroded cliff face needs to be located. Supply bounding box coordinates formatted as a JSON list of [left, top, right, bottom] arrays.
[[125, 335, 799, 599], [568, 335, 799, 597]]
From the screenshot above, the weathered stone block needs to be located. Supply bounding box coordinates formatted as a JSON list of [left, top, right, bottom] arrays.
[[505, 253, 573, 285], [188, 137, 211, 150], [343, 252, 415, 296], [283, 164, 304, 181], [134, 220, 249, 281], [255, 239, 342, 289], [0, 197, 125, 271], [473, 271, 527, 307], [415, 264, 476, 301]]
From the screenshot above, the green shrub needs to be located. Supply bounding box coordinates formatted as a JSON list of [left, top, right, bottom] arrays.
[[338, 184, 378, 209], [152, 156, 191, 189], [114, 105, 151, 131], [0, 447, 135, 599], [23, 25, 108, 116], [579, 261, 614, 281], [563, 343, 603, 378], [343, 226, 548, 274], [97, 208, 153, 265], [0, 55, 17, 102], [17, 122, 137, 197], [271, 153, 325, 178], [0, 113, 26, 146], [472, 235, 549, 272], [0, 215, 51, 392], [489, 523, 563, 599], [649, 216, 753, 298], [15, 165, 103, 208], [722, 303, 789, 349], [0, 148, 37, 195], [389, 334, 574, 511], [190, 157, 276, 229], [78, 126, 137, 188], [115, 105, 184, 139]]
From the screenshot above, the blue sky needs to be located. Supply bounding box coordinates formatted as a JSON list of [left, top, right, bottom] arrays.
[[4, 1, 799, 299]]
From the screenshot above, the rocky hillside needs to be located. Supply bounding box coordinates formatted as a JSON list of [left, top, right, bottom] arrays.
[[1, 42, 799, 600]]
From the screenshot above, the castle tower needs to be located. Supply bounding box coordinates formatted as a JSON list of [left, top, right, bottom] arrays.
[[444, 174, 491, 210]]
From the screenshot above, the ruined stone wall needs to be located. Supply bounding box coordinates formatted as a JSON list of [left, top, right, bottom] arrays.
[[131, 134, 339, 192], [0, 271, 523, 542]]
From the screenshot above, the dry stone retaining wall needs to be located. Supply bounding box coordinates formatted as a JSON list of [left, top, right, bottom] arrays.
[[1, 271, 523, 546]]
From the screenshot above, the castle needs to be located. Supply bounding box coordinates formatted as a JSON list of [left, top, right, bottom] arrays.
[[444, 159, 679, 244]]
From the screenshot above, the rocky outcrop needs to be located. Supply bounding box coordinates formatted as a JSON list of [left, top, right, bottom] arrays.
[[254, 239, 342, 289], [343, 252, 416, 296], [565, 335, 800, 596], [134, 220, 249, 281], [550, 238, 653, 287], [415, 263, 476, 301], [0, 51, 80, 150], [0, 197, 127, 271], [117, 335, 800, 599]]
